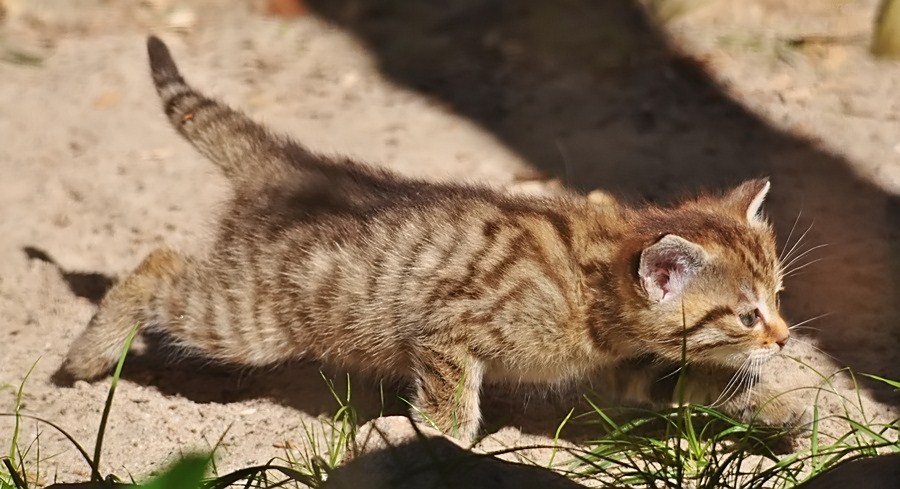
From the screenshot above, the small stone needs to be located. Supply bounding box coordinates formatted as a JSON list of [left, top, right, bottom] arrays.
[[92, 90, 122, 109], [167, 7, 197, 32], [340, 72, 360, 89]]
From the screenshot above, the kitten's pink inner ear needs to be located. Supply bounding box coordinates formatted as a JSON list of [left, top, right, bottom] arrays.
[[639, 235, 707, 303]]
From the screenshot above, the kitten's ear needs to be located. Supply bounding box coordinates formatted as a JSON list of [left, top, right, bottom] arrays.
[[639, 234, 707, 303], [726, 178, 771, 224]]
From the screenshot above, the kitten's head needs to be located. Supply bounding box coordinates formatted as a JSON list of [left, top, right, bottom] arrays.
[[632, 178, 789, 369]]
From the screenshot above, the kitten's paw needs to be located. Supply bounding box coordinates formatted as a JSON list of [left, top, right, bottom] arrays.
[[59, 329, 117, 381], [733, 386, 812, 431], [57, 358, 109, 383], [57, 247, 185, 383]]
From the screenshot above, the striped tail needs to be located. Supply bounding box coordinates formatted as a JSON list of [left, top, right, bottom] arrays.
[[147, 35, 296, 185]]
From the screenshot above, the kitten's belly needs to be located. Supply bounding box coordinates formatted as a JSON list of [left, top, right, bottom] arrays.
[[483, 356, 607, 385], [483, 362, 569, 384]]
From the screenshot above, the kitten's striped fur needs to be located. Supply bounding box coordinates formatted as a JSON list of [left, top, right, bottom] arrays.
[[62, 37, 802, 441]]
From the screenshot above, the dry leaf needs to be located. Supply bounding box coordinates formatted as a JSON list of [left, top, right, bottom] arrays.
[[92, 90, 121, 109], [267, 0, 307, 18]]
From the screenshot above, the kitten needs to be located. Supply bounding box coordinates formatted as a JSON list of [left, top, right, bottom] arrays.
[[61, 36, 804, 441]]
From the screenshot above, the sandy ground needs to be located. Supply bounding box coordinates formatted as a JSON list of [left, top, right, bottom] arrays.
[[1, 0, 898, 485]]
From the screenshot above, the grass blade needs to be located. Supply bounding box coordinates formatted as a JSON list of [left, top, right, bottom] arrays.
[[9, 360, 40, 465], [844, 419, 900, 451], [0, 413, 96, 475], [1, 457, 27, 489], [548, 408, 574, 468], [91, 326, 139, 482], [861, 373, 900, 390]]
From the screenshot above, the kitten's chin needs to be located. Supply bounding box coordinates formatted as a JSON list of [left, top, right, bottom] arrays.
[[750, 348, 780, 363]]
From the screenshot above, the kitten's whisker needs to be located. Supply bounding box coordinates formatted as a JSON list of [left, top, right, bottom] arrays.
[[711, 379, 742, 407], [735, 362, 755, 409], [712, 358, 751, 407], [779, 209, 803, 262], [788, 312, 833, 331], [739, 362, 754, 408], [783, 257, 828, 278], [781, 245, 829, 274], [730, 364, 748, 402], [781, 220, 815, 264], [788, 326, 822, 333], [658, 365, 685, 381], [781, 270, 820, 280], [781, 243, 829, 272], [781, 227, 809, 265], [711, 370, 742, 407], [744, 359, 761, 409]]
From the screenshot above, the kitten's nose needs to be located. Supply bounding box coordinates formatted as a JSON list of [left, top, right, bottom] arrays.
[[771, 321, 790, 349], [775, 334, 789, 349]]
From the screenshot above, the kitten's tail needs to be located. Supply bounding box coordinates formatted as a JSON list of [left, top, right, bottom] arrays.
[[147, 35, 295, 184]]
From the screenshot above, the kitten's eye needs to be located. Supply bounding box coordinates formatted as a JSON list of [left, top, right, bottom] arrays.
[[739, 309, 760, 328]]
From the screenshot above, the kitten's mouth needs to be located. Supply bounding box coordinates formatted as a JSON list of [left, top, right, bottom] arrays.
[[712, 347, 778, 369], [748, 347, 780, 364]]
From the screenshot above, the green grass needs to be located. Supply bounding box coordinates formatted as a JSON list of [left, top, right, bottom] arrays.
[[2, 359, 38, 488], [549, 342, 899, 489], [1, 330, 897, 488], [556, 392, 898, 488]]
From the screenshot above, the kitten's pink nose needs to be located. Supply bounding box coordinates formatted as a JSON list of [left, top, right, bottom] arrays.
[[770, 320, 790, 349]]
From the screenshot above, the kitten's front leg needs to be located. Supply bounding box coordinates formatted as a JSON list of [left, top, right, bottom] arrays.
[[589, 358, 810, 429], [411, 346, 485, 443], [62, 247, 186, 380], [678, 363, 812, 429]]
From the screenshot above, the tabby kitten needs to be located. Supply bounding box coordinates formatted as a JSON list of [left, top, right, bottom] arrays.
[[62, 36, 801, 442]]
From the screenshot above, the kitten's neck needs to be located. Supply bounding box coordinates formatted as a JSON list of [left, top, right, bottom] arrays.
[[571, 203, 646, 360]]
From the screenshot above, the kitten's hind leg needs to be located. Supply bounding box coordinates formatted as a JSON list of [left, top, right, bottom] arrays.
[[60, 247, 186, 381], [411, 347, 485, 443]]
